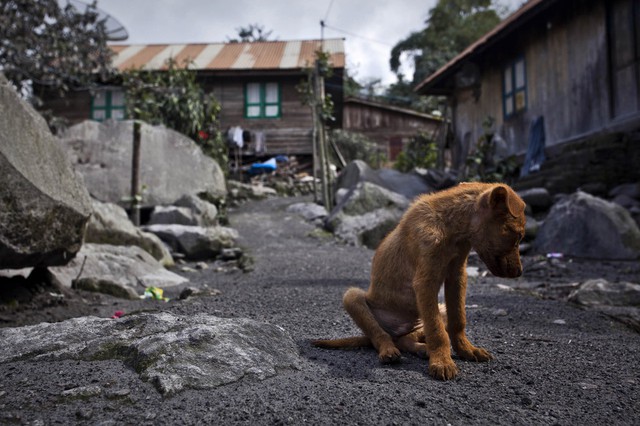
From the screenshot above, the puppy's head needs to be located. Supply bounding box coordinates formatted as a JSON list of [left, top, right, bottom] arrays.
[[471, 185, 526, 278]]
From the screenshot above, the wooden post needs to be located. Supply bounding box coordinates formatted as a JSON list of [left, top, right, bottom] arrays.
[[130, 120, 141, 226], [314, 60, 333, 211]]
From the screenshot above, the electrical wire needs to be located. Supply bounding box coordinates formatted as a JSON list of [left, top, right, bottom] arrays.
[[322, 23, 393, 47]]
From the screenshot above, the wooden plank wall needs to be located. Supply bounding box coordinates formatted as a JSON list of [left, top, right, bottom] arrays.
[[343, 102, 441, 159], [451, 0, 615, 169], [204, 75, 315, 156]]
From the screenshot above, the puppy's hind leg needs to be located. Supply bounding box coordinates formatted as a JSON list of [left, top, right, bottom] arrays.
[[343, 287, 401, 363]]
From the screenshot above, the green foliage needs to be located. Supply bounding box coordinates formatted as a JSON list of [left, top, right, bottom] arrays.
[[329, 130, 385, 167], [464, 116, 518, 183], [122, 58, 227, 174], [227, 23, 274, 43], [296, 50, 335, 122], [390, 0, 502, 86], [393, 132, 438, 173], [0, 0, 113, 98]]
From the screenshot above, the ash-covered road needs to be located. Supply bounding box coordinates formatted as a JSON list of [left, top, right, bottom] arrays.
[[1, 195, 638, 425]]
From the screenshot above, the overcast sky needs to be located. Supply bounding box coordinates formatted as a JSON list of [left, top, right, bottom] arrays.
[[98, 0, 526, 86]]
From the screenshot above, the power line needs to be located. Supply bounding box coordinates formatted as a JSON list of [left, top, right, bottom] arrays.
[[323, 0, 335, 23], [322, 23, 393, 47]]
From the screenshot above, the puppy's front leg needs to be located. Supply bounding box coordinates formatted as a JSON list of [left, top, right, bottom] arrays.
[[413, 268, 458, 380], [445, 257, 493, 362]]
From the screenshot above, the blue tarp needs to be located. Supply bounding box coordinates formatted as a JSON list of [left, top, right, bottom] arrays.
[[521, 116, 546, 177]]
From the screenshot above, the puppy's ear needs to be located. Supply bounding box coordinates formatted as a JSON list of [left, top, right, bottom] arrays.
[[489, 186, 525, 217]]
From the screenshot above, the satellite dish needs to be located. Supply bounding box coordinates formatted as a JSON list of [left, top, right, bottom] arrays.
[[58, 0, 129, 41]]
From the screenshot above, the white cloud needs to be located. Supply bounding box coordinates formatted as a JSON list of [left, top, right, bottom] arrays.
[[99, 0, 525, 86]]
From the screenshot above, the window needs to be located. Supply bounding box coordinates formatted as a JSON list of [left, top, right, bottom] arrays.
[[91, 89, 126, 121], [245, 82, 280, 118], [503, 57, 527, 119], [608, 0, 640, 117]]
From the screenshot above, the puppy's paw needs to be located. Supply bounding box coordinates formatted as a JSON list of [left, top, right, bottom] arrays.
[[428, 359, 459, 380], [378, 345, 401, 364], [457, 346, 493, 362]]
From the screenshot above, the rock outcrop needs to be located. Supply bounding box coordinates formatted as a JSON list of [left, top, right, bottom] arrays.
[[58, 120, 226, 207], [0, 74, 92, 269], [143, 224, 238, 261], [85, 199, 173, 266], [0, 312, 301, 395], [48, 244, 187, 299], [533, 191, 640, 260]]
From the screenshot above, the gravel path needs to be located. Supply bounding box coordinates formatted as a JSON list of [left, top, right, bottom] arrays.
[[1, 195, 639, 425]]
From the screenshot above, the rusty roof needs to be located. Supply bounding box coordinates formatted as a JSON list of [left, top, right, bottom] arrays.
[[415, 0, 559, 94], [109, 39, 345, 72]]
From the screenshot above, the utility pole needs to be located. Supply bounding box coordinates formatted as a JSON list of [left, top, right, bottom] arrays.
[[130, 120, 141, 226], [313, 57, 333, 211]]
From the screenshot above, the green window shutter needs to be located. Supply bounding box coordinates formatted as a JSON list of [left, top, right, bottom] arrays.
[[91, 89, 127, 121], [503, 56, 527, 119], [245, 82, 281, 119]]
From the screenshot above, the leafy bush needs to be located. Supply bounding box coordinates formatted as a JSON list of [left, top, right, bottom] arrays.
[[393, 132, 437, 173], [122, 58, 228, 175], [464, 116, 518, 183], [329, 129, 385, 167]]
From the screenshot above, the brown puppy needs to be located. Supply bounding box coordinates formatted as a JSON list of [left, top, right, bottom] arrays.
[[314, 182, 526, 380]]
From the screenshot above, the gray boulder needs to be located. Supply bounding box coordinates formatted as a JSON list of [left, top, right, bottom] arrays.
[[609, 182, 640, 199], [568, 279, 640, 307], [174, 193, 219, 226], [518, 187, 553, 212], [336, 160, 387, 192], [86, 199, 173, 266], [58, 120, 226, 208], [0, 312, 300, 395], [329, 181, 409, 220], [533, 191, 640, 260], [337, 160, 433, 200], [143, 224, 238, 260], [286, 202, 328, 223], [48, 244, 187, 299], [568, 278, 640, 332], [148, 206, 198, 226], [332, 208, 404, 249], [327, 182, 409, 249], [0, 74, 92, 269], [377, 168, 432, 200]]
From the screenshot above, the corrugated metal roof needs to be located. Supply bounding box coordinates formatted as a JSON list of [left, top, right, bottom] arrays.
[[109, 38, 345, 72]]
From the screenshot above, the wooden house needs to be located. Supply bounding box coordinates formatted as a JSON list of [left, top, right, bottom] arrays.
[[415, 0, 640, 193], [42, 39, 345, 157], [342, 97, 442, 160]]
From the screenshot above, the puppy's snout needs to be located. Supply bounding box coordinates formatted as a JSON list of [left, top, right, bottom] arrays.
[[515, 265, 523, 277]]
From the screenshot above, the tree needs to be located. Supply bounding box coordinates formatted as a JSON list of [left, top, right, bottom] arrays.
[[390, 0, 502, 86], [0, 0, 113, 98], [227, 23, 275, 43], [122, 59, 227, 173]]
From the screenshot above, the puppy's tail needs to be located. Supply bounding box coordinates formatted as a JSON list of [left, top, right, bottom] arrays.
[[312, 336, 373, 349]]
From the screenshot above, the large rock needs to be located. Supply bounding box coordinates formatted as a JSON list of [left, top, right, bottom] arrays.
[[337, 160, 433, 200], [148, 205, 198, 226], [58, 120, 226, 207], [518, 187, 553, 212], [332, 208, 404, 249], [143, 224, 238, 260], [48, 244, 187, 299], [533, 191, 640, 260], [568, 279, 640, 307], [0, 312, 301, 395], [85, 199, 174, 266], [173, 193, 219, 226], [0, 74, 92, 269], [326, 182, 408, 249]]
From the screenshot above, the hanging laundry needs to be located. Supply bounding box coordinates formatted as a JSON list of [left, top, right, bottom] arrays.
[[254, 131, 267, 154]]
